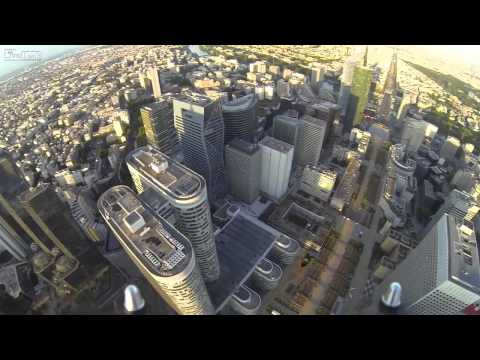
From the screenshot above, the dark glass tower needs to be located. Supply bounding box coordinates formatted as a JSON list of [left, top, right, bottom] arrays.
[[173, 92, 227, 202], [221, 94, 257, 144], [140, 100, 177, 155]]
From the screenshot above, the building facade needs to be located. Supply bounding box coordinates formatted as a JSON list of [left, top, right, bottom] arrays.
[[365, 214, 480, 315], [98, 186, 214, 315], [225, 139, 261, 204], [140, 100, 177, 155], [221, 94, 257, 144], [126, 145, 220, 282], [259, 136, 294, 202], [173, 92, 227, 201]]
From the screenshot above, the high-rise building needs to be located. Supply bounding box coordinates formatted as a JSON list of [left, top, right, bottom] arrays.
[[140, 100, 176, 155], [364, 214, 480, 315], [310, 62, 325, 90], [221, 94, 257, 144], [400, 117, 427, 154], [297, 115, 327, 166], [345, 65, 373, 131], [225, 139, 261, 204], [126, 145, 220, 282], [397, 91, 416, 121], [440, 136, 461, 161], [259, 136, 294, 202], [98, 186, 214, 315], [20, 183, 122, 301], [173, 92, 227, 201], [276, 79, 293, 100], [300, 165, 337, 202], [339, 57, 358, 116], [147, 67, 162, 100], [0, 150, 33, 259], [382, 52, 398, 95], [272, 114, 304, 165]]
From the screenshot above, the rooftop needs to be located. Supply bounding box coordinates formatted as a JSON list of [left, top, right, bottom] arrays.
[[222, 94, 256, 112], [301, 114, 327, 128], [174, 91, 215, 107], [226, 138, 259, 155], [127, 145, 204, 200], [97, 186, 192, 277], [206, 212, 278, 312], [259, 136, 294, 154]]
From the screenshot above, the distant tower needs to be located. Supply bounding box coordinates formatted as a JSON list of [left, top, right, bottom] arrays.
[[98, 186, 215, 315], [148, 67, 162, 100], [345, 65, 373, 131], [363, 46, 368, 67], [382, 52, 398, 95], [221, 94, 257, 144], [126, 145, 220, 282], [140, 100, 177, 155], [173, 92, 227, 202]]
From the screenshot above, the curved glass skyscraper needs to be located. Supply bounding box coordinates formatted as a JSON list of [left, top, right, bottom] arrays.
[[173, 92, 226, 202], [98, 186, 214, 315], [126, 145, 220, 282]]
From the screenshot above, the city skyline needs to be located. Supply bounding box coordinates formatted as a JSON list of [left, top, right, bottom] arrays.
[[1, 44, 480, 315]]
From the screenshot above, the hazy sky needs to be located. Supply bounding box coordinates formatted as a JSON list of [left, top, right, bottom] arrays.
[[1, 45, 480, 79], [0, 45, 81, 78], [413, 45, 480, 68]]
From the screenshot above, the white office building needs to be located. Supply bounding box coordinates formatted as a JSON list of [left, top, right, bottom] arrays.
[[259, 136, 294, 202]]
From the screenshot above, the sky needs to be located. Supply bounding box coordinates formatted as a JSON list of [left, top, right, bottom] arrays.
[[405, 45, 480, 68], [1, 45, 480, 79], [0, 45, 82, 79]]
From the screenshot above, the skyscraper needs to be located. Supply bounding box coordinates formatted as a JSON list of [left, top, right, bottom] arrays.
[[297, 115, 327, 166], [378, 53, 398, 120], [140, 100, 176, 155], [259, 136, 294, 202], [0, 149, 47, 257], [126, 145, 220, 282], [225, 139, 262, 204], [338, 57, 358, 116], [98, 186, 214, 315], [221, 94, 257, 144], [147, 67, 162, 100], [345, 65, 373, 131], [310, 62, 325, 90], [20, 184, 123, 301], [272, 113, 304, 165], [173, 92, 227, 201], [364, 214, 480, 315], [382, 52, 398, 95], [440, 136, 461, 161]]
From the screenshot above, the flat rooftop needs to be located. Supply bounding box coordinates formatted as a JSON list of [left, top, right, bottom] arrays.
[[206, 212, 278, 312], [301, 114, 327, 128], [222, 94, 256, 112], [174, 91, 215, 107], [227, 138, 259, 155], [259, 136, 294, 154], [141, 100, 169, 112], [97, 186, 192, 277], [127, 145, 204, 200]]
